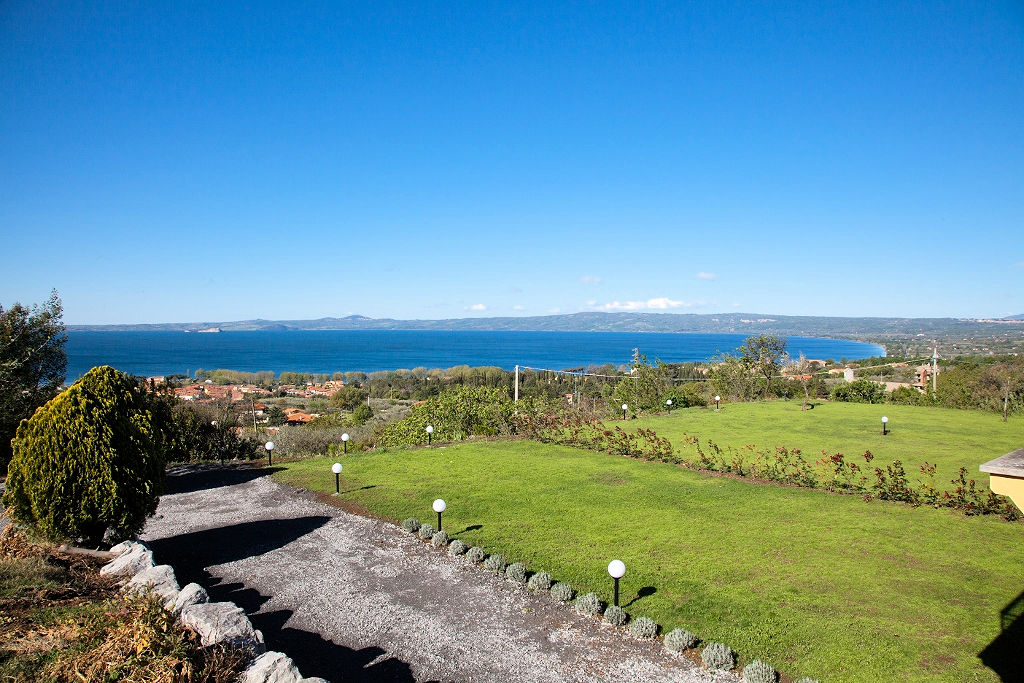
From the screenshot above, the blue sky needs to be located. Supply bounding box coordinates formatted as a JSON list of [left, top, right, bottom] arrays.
[[2, 1, 1022, 324]]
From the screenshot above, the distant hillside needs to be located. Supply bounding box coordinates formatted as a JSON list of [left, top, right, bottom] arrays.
[[68, 311, 1024, 339]]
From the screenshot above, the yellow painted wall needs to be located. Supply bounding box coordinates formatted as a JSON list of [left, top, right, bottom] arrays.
[[990, 474, 1024, 512]]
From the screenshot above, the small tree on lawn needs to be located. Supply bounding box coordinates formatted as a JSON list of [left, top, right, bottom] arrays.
[[2, 365, 166, 546], [741, 334, 788, 400]]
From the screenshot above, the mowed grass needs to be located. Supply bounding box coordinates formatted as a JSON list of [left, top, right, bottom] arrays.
[[274, 440, 1024, 682], [631, 401, 1024, 490]]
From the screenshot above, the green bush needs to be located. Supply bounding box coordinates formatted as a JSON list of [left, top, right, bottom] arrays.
[[374, 385, 515, 447], [742, 659, 777, 683], [352, 403, 374, 425], [575, 592, 602, 616], [2, 366, 165, 546], [830, 379, 886, 404], [701, 642, 735, 670], [550, 582, 574, 602], [664, 628, 698, 652], [603, 605, 628, 626], [505, 562, 527, 583]]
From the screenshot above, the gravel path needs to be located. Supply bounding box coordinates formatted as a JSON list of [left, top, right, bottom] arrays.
[[141, 465, 738, 683]]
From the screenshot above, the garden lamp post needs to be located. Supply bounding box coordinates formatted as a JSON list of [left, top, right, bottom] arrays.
[[342, 432, 350, 454], [881, 416, 889, 436], [666, 399, 673, 412], [433, 498, 446, 531], [622, 403, 628, 420], [608, 559, 625, 607], [264, 441, 274, 466], [332, 462, 342, 493], [426, 424, 434, 445], [714, 395, 721, 411]]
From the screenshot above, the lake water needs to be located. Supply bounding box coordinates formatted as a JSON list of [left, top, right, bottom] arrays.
[[65, 330, 884, 380]]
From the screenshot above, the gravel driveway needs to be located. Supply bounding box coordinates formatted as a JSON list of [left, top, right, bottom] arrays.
[[141, 465, 738, 683]]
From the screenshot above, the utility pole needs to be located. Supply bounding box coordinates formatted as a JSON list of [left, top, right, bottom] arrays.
[[931, 346, 939, 394], [514, 364, 519, 402]]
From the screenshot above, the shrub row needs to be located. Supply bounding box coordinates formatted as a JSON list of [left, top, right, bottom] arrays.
[[516, 410, 1019, 520], [397, 515, 798, 679]]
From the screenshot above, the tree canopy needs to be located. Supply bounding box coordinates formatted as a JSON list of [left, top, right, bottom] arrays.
[[0, 290, 67, 473]]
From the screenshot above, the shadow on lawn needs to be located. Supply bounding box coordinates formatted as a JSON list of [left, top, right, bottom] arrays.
[[979, 589, 1024, 682], [624, 586, 657, 607]]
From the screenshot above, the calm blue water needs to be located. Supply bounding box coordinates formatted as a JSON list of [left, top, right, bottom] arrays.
[[64, 330, 884, 380]]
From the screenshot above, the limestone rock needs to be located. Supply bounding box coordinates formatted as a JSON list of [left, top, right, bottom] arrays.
[[100, 545, 154, 576], [109, 540, 148, 557], [241, 651, 305, 683], [179, 602, 265, 654], [127, 564, 180, 603], [171, 582, 209, 614]]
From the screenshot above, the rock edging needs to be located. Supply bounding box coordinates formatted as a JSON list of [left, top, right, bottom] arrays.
[[102, 540, 325, 683]]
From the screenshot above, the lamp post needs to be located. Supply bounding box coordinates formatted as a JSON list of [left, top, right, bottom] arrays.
[[666, 399, 673, 413], [332, 462, 342, 493], [342, 432, 350, 454], [433, 498, 446, 531], [264, 441, 274, 466], [608, 559, 625, 607], [622, 403, 628, 420], [714, 395, 721, 411], [426, 424, 434, 445], [881, 416, 889, 436]]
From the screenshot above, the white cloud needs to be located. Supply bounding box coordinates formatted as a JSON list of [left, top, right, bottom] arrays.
[[513, 304, 524, 310], [466, 303, 487, 311], [732, 302, 741, 308], [696, 272, 716, 280], [579, 275, 603, 284], [593, 297, 697, 311]]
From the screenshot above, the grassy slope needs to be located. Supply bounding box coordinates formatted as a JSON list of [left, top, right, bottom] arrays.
[[275, 440, 1024, 683], [630, 401, 1024, 490]]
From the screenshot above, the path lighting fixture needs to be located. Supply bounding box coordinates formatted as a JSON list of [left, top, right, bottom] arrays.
[[433, 498, 446, 531], [881, 416, 889, 436], [608, 560, 626, 607], [622, 403, 628, 420], [426, 424, 434, 445], [714, 395, 721, 411], [332, 462, 343, 494], [666, 399, 673, 412], [264, 441, 274, 466], [342, 432, 350, 454]]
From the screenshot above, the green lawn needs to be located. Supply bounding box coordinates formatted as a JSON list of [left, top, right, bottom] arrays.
[[274, 440, 1024, 683], [630, 401, 1024, 491]]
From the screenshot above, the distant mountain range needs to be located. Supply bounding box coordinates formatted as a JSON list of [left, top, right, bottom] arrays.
[[68, 312, 1024, 339]]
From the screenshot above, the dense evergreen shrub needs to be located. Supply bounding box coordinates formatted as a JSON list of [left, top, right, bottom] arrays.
[[483, 553, 507, 574], [401, 518, 421, 533], [505, 562, 527, 583], [603, 605, 628, 626], [417, 523, 435, 540], [527, 571, 552, 591], [664, 628, 698, 652], [2, 366, 165, 546], [701, 642, 735, 670], [628, 616, 658, 639], [431, 530, 450, 548], [466, 546, 486, 563], [575, 592, 602, 616], [742, 659, 776, 683], [550, 582, 574, 602], [448, 539, 468, 556]]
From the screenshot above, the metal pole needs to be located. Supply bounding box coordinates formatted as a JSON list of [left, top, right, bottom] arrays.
[[343, 440, 347, 454], [437, 511, 442, 531], [335, 472, 340, 494], [614, 577, 620, 607]]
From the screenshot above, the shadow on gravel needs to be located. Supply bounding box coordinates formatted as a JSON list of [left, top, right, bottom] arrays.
[[252, 608, 425, 683], [163, 464, 284, 495], [148, 516, 330, 581]]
